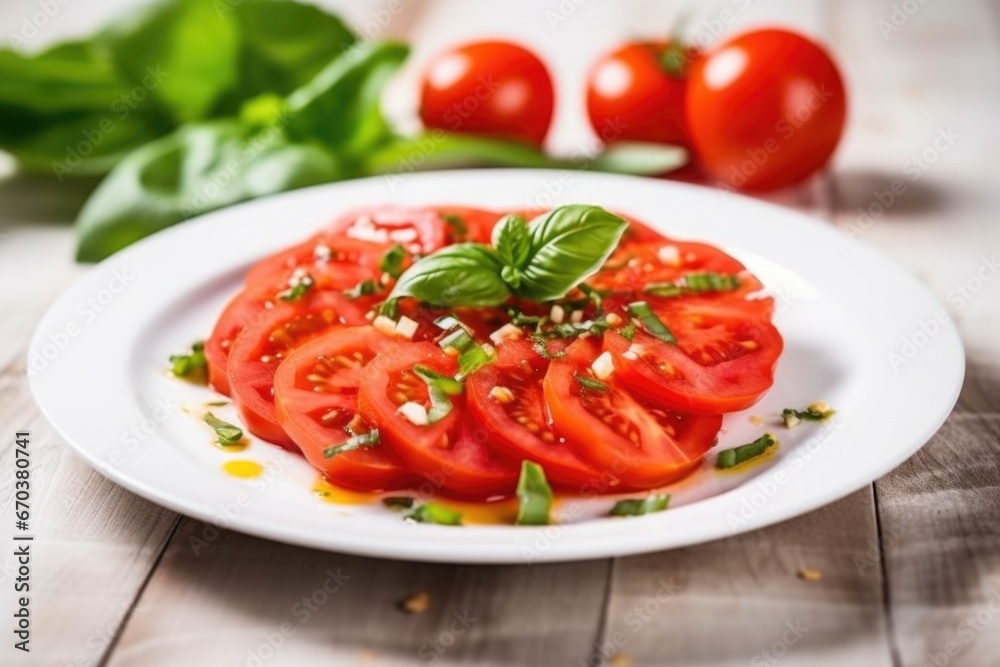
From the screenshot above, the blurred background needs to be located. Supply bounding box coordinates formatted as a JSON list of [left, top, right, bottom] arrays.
[[3, 1, 1000, 666]]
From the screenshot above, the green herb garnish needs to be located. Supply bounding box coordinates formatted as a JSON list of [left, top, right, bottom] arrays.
[[628, 301, 676, 344], [278, 272, 315, 301], [382, 497, 415, 512], [204, 412, 243, 447], [515, 461, 553, 525], [169, 341, 207, 383], [782, 403, 835, 428], [345, 278, 378, 299], [575, 373, 608, 392], [437, 321, 494, 377], [379, 244, 407, 278], [531, 334, 567, 359], [405, 503, 463, 525], [377, 298, 399, 319], [442, 213, 469, 242], [610, 494, 671, 516], [322, 429, 380, 458], [645, 272, 741, 298], [413, 365, 464, 423], [390, 205, 628, 307], [620, 320, 637, 342], [716, 433, 777, 469]]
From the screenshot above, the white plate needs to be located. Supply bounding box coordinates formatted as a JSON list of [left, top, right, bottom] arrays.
[[29, 170, 964, 563]]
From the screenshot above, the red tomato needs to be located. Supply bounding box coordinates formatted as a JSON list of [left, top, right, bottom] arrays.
[[465, 339, 604, 490], [544, 338, 722, 489], [325, 206, 450, 255], [420, 41, 555, 147], [358, 342, 517, 496], [589, 240, 763, 297], [274, 328, 414, 490], [207, 239, 387, 394], [602, 296, 783, 414], [432, 206, 502, 244], [228, 291, 369, 449], [586, 41, 695, 147], [686, 29, 847, 191]]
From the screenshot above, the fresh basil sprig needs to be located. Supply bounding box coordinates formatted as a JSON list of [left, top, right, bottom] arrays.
[[389, 205, 628, 308]]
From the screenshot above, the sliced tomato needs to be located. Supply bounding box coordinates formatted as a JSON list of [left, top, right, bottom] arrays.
[[466, 339, 603, 490], [228, 291, 369, 449], [589, 240, 760, 295], [208, 240, 391, 394], [431, 206, 503, 244], [358, 342, 517, 496], [244, 236, 390, 288], [603, 296, 783, 414], [326, 206, 449, 255], [544, 338, 722, 489], [274, 328, 413, 490]]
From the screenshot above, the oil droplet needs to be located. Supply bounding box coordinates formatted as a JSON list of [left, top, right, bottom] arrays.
[[313, 478, 379, 505], [440, 498, 519, 525], [223, 460, 264, 479]]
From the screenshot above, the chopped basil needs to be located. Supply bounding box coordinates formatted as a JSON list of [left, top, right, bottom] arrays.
[[204, 412, 243, 447], [610, 494, 671, 516], [323, 429, 380, 458], [531, 334, 566, 359], [716, 433, 777, 469], [344, 278, 378, 299], [578, 283, 606, 311], [413, 365, 463, 423], [507, 308, 544, 329], [278, 272, 315, 301], [782, 403, 835, 428], [442, 213, 469, 242], [405, 502, 463, 525], [169, 341, 207, 383], [575, 373, 608, 392], [382, 497, 415, 512], [377, 298, 399, 319], [437, 321, 494, 378], [628, 301, 676, 344], [379, 244, 407, 278], [645, 272, 742, 298], [620, 320, 637, 342], [515, 461, 553, 525]]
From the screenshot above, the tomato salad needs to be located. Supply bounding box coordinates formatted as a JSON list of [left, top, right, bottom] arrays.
[[176, 204, 785, 522]]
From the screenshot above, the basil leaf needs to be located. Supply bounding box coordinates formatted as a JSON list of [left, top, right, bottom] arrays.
[[169, 340, 207, 383], [204, 412, 243, 447], [323, 429, 379, 458], [517, 205, 628, 302], [610, 494, 671, 516], [278, 271, 315, 301], [390, 244, 511, 307], [492, 213, 531, 269], [379, 244, 407, 278], [628, 301, 676, 344], [589, 142, 688, 176], [645, 272, 742, 298], [405, 503, 463, 525], [344, 278, 378, 299], [575, 374, 608, 392], [413, 365, 463, 423], [516, 461, 553, 526], [716, 433, 777, 469]]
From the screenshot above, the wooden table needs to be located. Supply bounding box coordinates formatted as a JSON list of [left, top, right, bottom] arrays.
[[2, 1, 999, 665]]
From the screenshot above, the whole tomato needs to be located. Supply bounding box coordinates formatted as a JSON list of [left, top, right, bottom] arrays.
[[586, 41, 695, 147], [419, 41, 555, 147], [685, 29, 847, 191]]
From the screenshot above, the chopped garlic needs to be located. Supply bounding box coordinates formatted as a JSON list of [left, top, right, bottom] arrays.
[[622, 347, 639, 361], [490, 323, 523, 345], [373, 315, 397, 336], [592, 351, 615, 380], [784, 413, 801, 429], [570, 310, 584, 324], [397, 402, 428, 426], [489, 386, 515, 404], [808, 401, 832, 415], [314, 243, 332, 262], [605, 312, 623, 326], [550, 304, 565, 324], [395, 316, 418, 339], [481, 343, 496, 356], [657, 245, 681, 266]]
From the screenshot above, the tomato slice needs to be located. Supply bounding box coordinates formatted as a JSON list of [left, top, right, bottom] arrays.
[[466, 339, 604, 490], [590, 240, 761, 295], [358, 342, 517, 496], [208, 239, 390, 394], [326, 206, 449, 255], [228, 291, 369, 449], [245, 236, 390, 288], [544, 338, 722, 489], [273, 328, 413, 490], [603, 296, 783, 414], [431, 206, 502, 244]]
